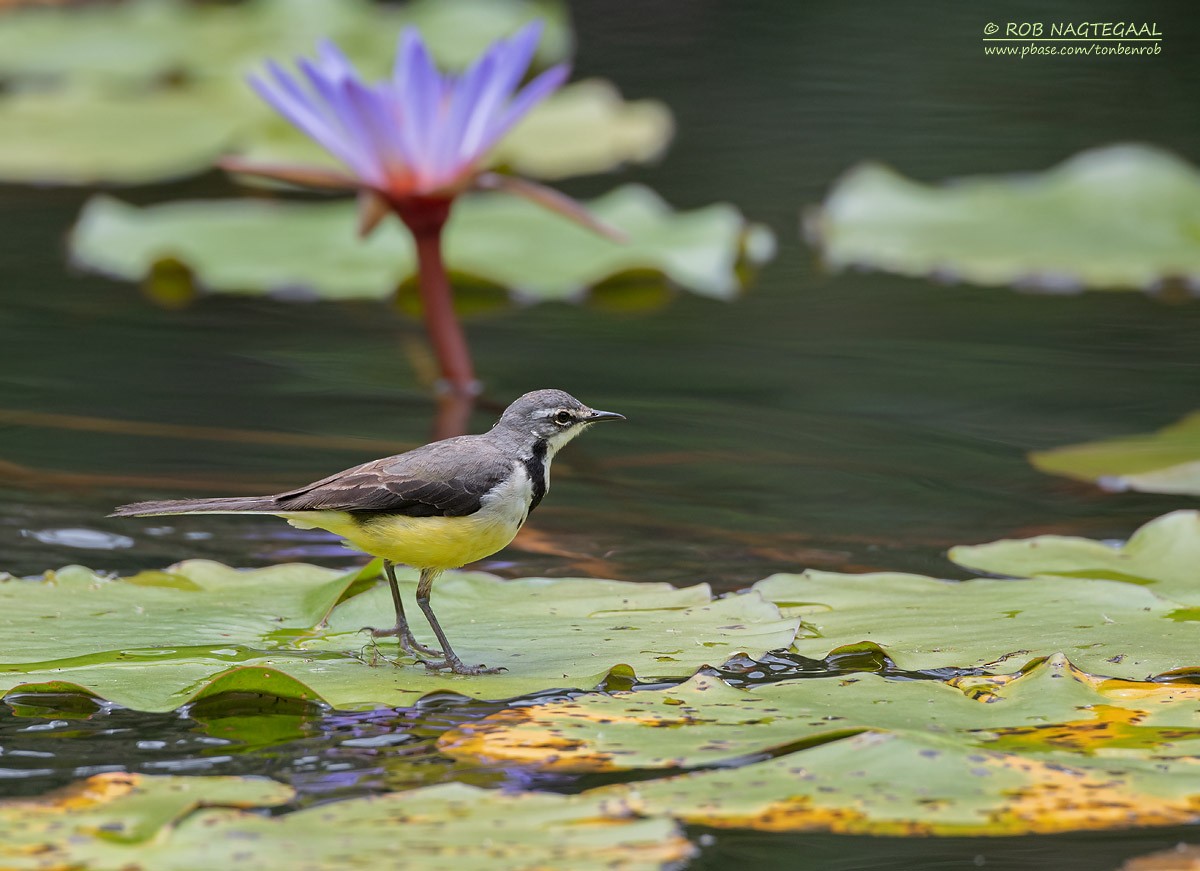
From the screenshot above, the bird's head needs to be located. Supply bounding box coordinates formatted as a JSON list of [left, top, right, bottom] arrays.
[[495, 388, 624, 454]]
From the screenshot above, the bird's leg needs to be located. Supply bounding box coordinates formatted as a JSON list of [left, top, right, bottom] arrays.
[[414, 568, 503, 675], [363, 560, 442, 658]]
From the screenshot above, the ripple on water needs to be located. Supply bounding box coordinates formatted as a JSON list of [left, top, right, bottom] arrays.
[[19, 528, 135, 550]]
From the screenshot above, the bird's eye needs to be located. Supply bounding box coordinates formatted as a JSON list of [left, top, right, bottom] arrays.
[[554, 410, 573, 425]]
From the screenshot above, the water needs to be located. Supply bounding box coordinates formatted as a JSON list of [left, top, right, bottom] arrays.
[[2, 1, 1199, 867]]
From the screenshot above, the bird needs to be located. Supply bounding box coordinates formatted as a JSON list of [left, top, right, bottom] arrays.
[[111, 389, 624, 675]]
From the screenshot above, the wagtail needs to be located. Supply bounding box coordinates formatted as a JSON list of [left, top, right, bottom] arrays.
[[112, 389, 624, 675]]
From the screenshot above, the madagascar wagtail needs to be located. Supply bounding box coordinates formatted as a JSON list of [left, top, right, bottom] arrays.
[[112, 389, 624, 675]]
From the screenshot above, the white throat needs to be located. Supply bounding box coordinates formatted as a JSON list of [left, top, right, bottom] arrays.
[[541, 424, 587, 459]]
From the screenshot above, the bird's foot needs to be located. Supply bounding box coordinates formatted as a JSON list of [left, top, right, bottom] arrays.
[[419, 654, 506, 676], [361, 625, 443, 658]]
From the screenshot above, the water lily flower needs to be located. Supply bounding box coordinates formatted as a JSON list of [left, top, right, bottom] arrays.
[[223, 23, 621, 399]]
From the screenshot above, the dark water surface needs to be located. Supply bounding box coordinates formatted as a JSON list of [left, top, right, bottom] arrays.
[[2, 1, 1199, 868]]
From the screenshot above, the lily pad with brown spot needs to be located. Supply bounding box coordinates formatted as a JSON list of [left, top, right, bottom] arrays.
[[440, 654, 1200, 773], [0, 771, 292, 856], [596, 731, 1200, 836], [0, 773, 692, 870], [754, 563, 1200, 679]]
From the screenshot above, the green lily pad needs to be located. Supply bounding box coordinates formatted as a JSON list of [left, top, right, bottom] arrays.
[[951, 510, 1200, 604], [753, 563, 1200, 679], [0, 0, 604, 186], [237, 79, 674, 183], [0, 564, 798, 712], [70, 186, 772, 303], [0, 773, 692, 870], [598, 730, 1200, 835], [1031, 414, 1200, 496], [809, 144, 1200, 293], [440, 654, 1200, 772], [0, 86, 259, 186], [494, 79, 673, 178], [0, 561, 361, 665], [0, 0, 213, 86], [0, 0, 570, 87]]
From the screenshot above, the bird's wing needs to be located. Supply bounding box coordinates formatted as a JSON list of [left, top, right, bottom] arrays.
[[273, 436, 513, 517]]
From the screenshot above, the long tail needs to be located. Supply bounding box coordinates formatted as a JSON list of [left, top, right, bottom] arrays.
[[110, 496, 283, 517]]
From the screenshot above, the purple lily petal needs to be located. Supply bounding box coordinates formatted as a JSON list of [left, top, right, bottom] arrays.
[[245, 23, 569, 198], [456, 27, 541, 161], [250, 70, 352, 166], [297, 58, 382, 183], [431, 51, 497, 181], [396, 29, 442, 185], [315, 38, 357, 80], [485, 63, 570, 149]]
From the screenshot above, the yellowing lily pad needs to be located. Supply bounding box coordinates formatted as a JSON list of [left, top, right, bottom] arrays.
[[0, 772, 292, 855], [809, 144, 1200, 293], [950, 510, 1200, 604], [598, 731, 1200, 836], [0, 564, 798, 712], [440, 654, 1200, 773], [1031, 413, 1200, 496], [0, 773, 692, 870], [70, 187, 772, 303]]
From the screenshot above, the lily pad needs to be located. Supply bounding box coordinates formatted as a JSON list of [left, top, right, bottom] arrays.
[[599, 731, 1200, 835], [493, 79, 673, 178], [809, 144, 1200, 293], [1031, 414, 1200, 496], [0, 561, 361, 664], [0, 86, 259, 186], [70, 186, 772, 303], [0, 564, 798, 712], [950, 510, 1200, 605], [753, 562, 1200, 678], [0, 0, 570, 87], [237, 79, 675, 183], [0, 0, 611, 186], [0, 772, 292, 854], [0, 773, 691, 870], [440, 654, 1200, 772]]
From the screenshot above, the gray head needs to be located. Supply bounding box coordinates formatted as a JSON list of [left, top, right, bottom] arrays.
[[493, 388, 624, 454]]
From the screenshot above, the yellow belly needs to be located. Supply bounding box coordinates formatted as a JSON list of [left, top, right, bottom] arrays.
[[278, 510, 520, 570]]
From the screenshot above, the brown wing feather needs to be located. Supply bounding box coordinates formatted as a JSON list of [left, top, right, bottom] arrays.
[[271, 436, 512, 517], [113, 435, 515, 519]]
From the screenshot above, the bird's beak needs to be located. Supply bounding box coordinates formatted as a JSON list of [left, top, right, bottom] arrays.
[[586, 408, 625, 423]]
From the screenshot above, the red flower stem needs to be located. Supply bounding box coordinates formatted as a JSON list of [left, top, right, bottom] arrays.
[[396, 198, 478, 397]]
